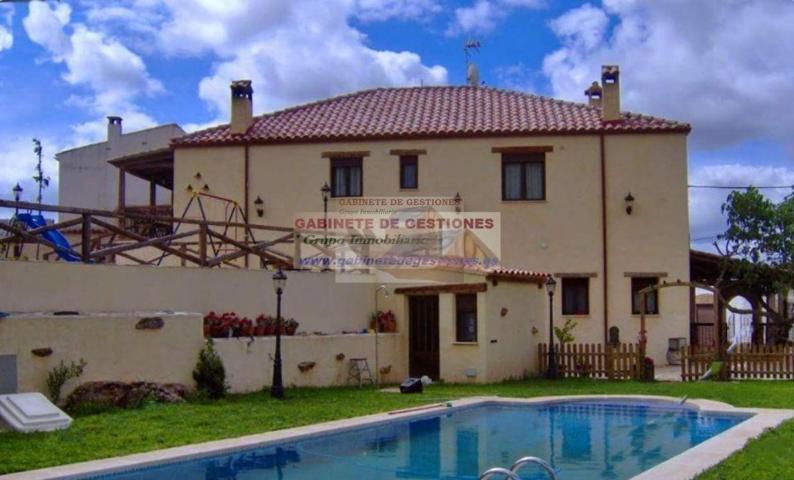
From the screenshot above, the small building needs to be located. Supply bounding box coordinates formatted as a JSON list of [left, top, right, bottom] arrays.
[[56, 118, 185, 219]]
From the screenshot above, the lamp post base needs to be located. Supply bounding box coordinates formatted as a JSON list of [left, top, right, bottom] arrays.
[[270, 385, 284, 399]]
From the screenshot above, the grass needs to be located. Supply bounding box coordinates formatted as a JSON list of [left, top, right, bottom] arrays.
[[1, 379, 794, 477]]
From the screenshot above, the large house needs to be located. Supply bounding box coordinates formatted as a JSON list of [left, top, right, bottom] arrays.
[[148, 65, 691, 363]]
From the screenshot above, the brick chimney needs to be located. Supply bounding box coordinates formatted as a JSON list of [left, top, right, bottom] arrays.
[[107, 116, 122, 143], [584, 81, 602, 108], [601, 65, 621, 122], [230, 80, 254, 135]]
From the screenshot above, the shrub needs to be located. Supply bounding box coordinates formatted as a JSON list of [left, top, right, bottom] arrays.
[[46, 358, 87, 403], [193, 340, 228, 399], [554, 318, 578, 344]]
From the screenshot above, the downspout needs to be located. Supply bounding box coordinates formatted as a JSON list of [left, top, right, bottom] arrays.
[[244, 143, 250, 268], [600, 134, 609, 345]]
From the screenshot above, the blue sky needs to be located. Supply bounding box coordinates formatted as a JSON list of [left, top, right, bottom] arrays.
[[0, 0, 792, 251]]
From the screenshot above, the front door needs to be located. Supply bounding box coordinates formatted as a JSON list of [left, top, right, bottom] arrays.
[[409, 295, 440, 380]]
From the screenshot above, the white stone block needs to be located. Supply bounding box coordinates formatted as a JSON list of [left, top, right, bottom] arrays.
[[0, 392, 73, 432]]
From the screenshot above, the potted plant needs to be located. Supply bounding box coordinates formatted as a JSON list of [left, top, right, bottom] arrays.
[[285, 318, 299, 335], [264, 316, 276, 335], [239, 317, 253, 336], [254, 315, 267, 336]]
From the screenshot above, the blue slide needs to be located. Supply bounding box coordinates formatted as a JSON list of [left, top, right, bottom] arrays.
[[15, 213, 82, 262]]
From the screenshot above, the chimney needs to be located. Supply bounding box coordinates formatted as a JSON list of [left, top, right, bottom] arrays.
[[230, 80, 254, 135], [107, 116, 122, 143], [601, 65, 621, 122], [466, 63, 480, 87], [584, 81, 602, 108]]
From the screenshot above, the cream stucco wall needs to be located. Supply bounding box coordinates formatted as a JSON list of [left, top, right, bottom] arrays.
[[0, 312, 406, 396], [0, 260, 379, 334], [174, 132, 690, 364], [0, 312, 203, 396], [214, 333, 405, 392]]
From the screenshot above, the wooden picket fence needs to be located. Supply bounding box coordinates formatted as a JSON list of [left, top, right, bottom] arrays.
[[538, 343, 642, 380], [681, 345, 794, 381]]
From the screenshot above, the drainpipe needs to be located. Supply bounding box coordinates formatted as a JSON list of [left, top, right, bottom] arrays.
[[600, 134, 609, 345], [243, 143, 250, 268]]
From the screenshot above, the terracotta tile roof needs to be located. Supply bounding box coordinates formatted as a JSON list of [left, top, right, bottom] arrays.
[[484, 267, 550, 285], [174, 86, 691, 147]]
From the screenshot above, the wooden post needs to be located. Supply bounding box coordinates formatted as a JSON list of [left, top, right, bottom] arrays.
[[293, 232, 301, 270], [118, 169, 126, 227], [714, 287, 724, 362], [198, 223, 208, 267], [639, 292, 647, 359], [149, 181, 157, 213], [81, 214, 91, 263]]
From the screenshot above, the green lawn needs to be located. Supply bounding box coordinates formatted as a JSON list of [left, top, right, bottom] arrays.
[[1, 379, 793, 478]]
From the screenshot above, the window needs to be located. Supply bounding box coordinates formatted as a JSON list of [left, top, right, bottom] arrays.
[[502, 153, 545, 201], [631, 277, 659, 314], [562, 278, 589, 315], [399, 155, 418, 189], [456, 294, 477, 342], [330, 157, 362, 197]]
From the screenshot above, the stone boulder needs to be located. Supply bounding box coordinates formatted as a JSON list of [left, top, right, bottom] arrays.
[[64, 381, 189, 411]]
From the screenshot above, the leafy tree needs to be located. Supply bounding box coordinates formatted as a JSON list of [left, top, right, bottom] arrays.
[[716, 187, 794, 342]]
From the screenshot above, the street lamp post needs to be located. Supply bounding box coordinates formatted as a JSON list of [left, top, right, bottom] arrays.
[[321, 182, 331, 270], [270, 267, 287, 399], [545, 276, 558, 379], [12, 183, 23, 216]]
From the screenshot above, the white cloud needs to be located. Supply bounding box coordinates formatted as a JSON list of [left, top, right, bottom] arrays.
[[689, 164, 794, 252], [157, 0, 447, 119], [354, 0, 442, 22], [23, 2, 162, 144], [0, 4, 12, 52], [447, 0, 545, 36], [543, 0, 794, 151], [549, 3, 608, 51]]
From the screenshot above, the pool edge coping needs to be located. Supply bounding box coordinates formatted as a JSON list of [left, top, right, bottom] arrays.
[[2, 394, 791, 480]]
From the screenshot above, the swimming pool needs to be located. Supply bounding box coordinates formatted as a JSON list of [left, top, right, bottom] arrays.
[[88, 398, 752, 480]]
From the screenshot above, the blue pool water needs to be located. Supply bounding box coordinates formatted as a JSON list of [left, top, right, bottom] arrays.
[[96, 400, 750, 480]]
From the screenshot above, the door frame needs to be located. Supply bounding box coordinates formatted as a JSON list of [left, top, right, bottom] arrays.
[[408, 294, 440, 380]]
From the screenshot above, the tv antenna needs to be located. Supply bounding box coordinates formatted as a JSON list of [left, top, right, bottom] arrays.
[[464, 39, 482, 86]]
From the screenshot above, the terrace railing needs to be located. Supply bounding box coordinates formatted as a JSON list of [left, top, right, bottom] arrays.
[[0, 199, 295, 269], [538, 343, 641, 380], [680, 344, 794, 381]]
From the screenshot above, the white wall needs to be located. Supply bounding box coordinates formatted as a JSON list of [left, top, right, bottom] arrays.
[[0, 260, 378, 334]]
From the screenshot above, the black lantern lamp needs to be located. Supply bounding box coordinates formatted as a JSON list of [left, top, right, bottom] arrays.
[[12, 183, 23, 216], [270, 267, 288, 399], [545, 276, 558, 379], [254, 196, 264, 218], [320, 182, 332, 270], [625, 192, 635, 215]]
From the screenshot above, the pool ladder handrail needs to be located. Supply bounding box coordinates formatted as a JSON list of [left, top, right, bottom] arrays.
[[511, 456, 559, 480], [479, 456, 559, 480]]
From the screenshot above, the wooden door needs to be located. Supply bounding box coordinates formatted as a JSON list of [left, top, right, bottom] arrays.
[[409, 295, 440, 380]]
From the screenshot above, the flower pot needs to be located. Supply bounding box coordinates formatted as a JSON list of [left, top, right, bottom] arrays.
[[254, 325, 265, 336], [286, 325, 297, 336]]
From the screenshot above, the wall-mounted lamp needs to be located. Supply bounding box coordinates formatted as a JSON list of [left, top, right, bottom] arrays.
[[194, 172, 203, 181], [201, 184, 210, 193], [185, 184, 193, 193], [254, 196, 264, 217], [454, 192, 462, 213], [624, 192, 635, 215]]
